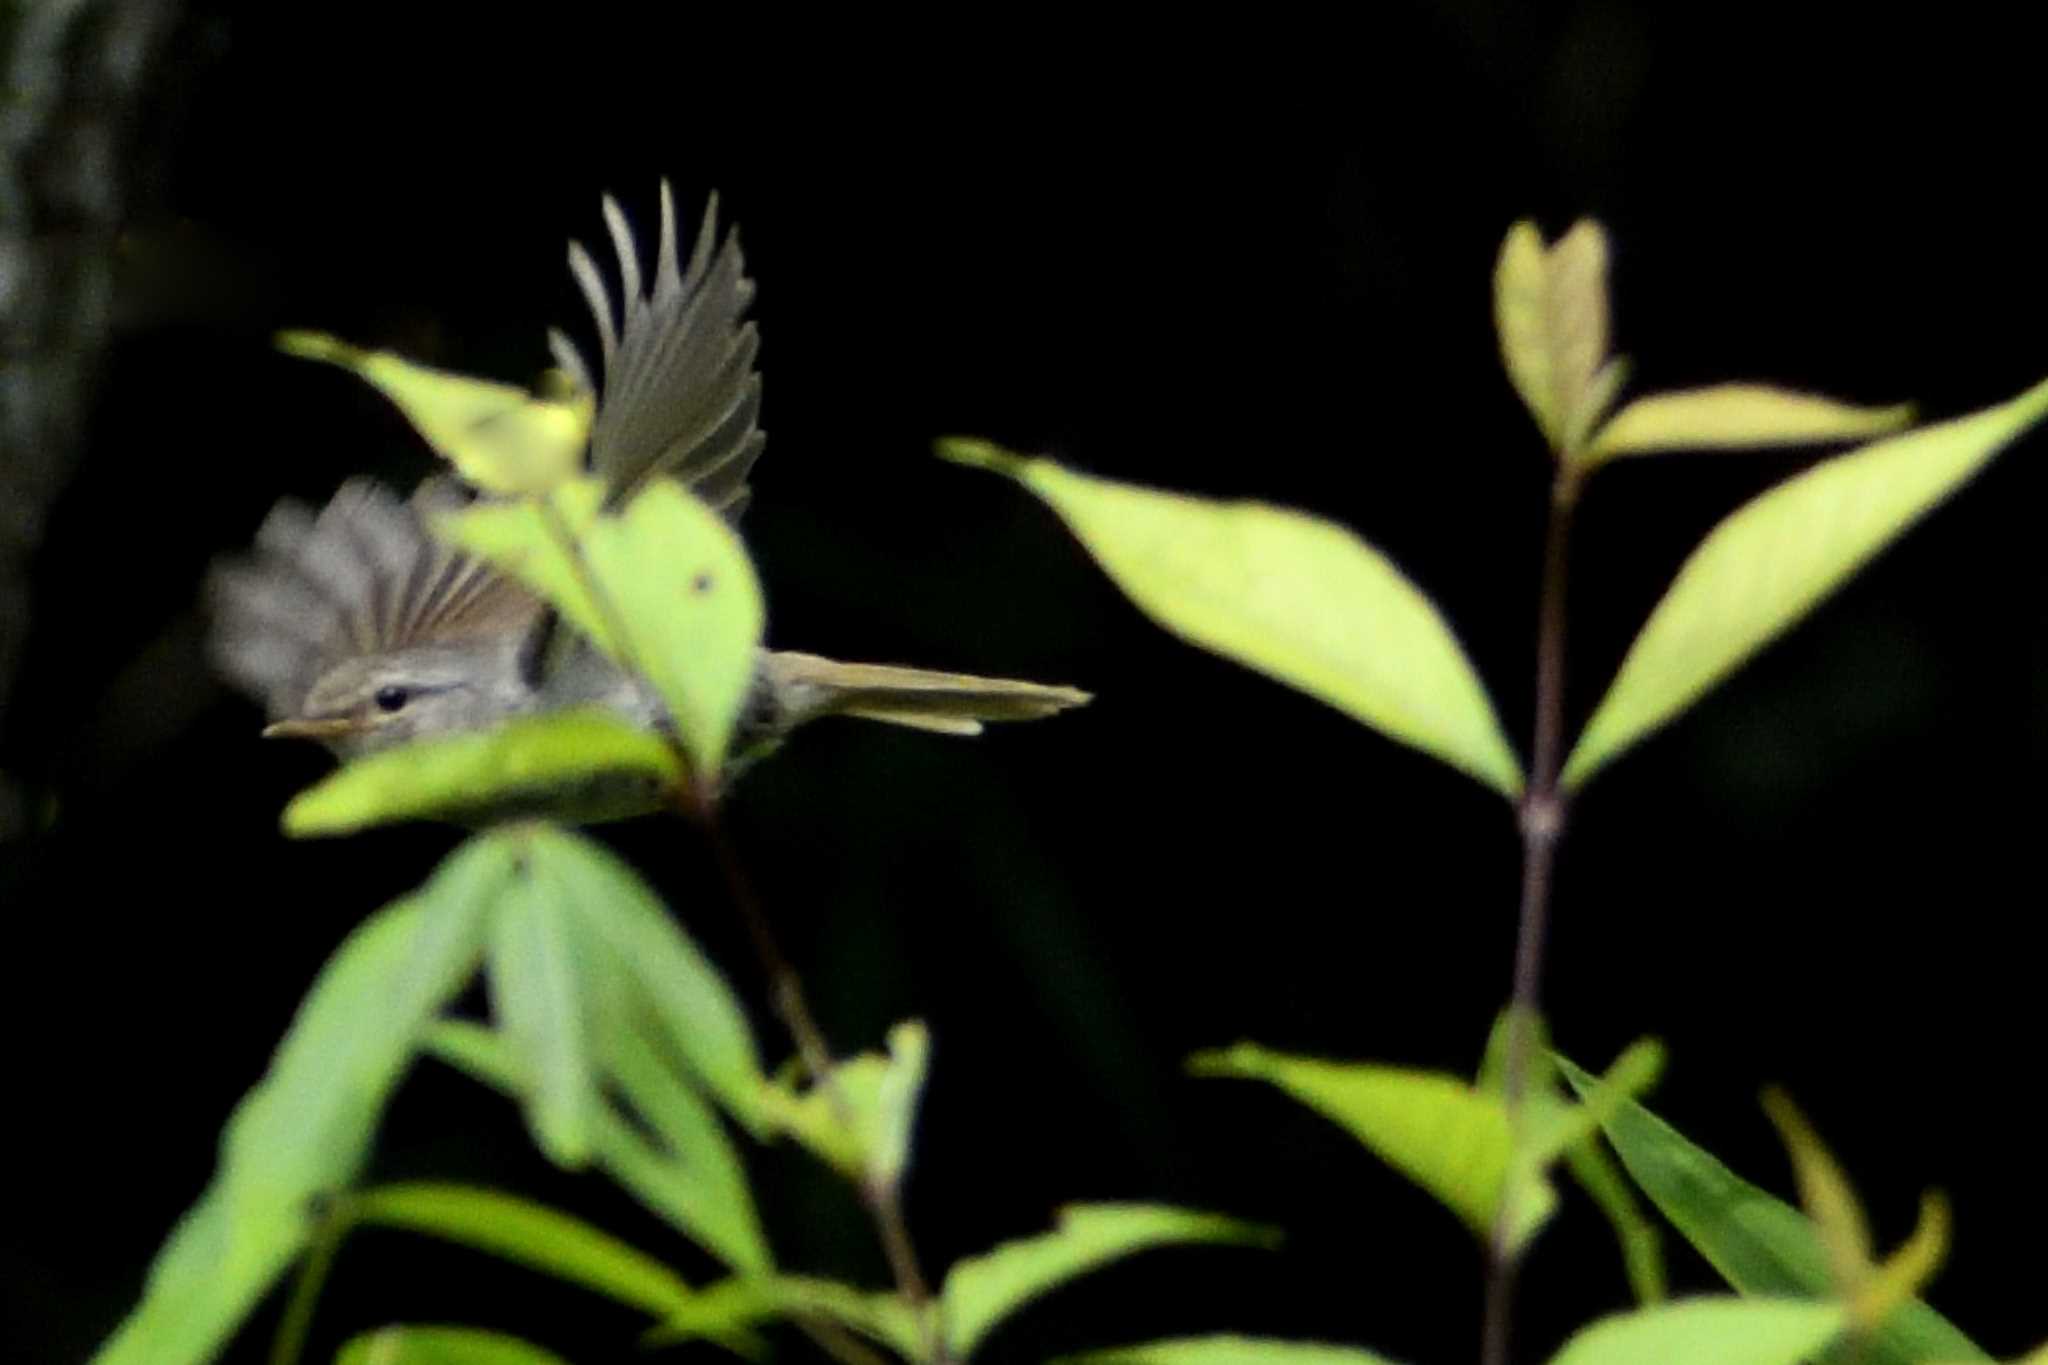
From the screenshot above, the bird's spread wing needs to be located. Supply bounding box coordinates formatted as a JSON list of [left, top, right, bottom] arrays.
[[208, 479, 543, 716], [550, 182, 764, 517]]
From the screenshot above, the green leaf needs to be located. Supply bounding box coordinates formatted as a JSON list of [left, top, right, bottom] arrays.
[[938, 440, 1521, 797], [424, 1023, 768, 1273], [92, 838, 504, 1365], [1546, 1298, 1845, 1365], [761, 1021, 930, 1188], [1556, 1057, 1988, 1363], [1564, 1135, 1668, 1305], [1562, 377, 2048, 787], [487, 855, 597, 1167], [1058, 1337, 1406, 1365], [439, 478, 764, 781], [1587, 384, 1914, 466], [354, 1184, 698, 1320], [524, 827, 767, 1131], [651, 1275, 927, 1360], [333, 1325, 573, 1365], [1494, 219, 1620, 458], [941, 1204, 1278, 1360], [1192, 1041, 1550, 1248], [279, 330, 591, 496], [282, 709, 681, 836]]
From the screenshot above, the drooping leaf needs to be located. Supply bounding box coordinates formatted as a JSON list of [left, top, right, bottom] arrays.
[[941, 1204, 1278, 1360], [1193, 1041, 1547, 1248], [1546, 1298, 1845, 1365], [1562, 377, 2048, 788], [487, 856, 598, 1167], [282, 708, 681, 837], [424, 1022, 769, 1274], [1588, 384, 1913, 466], [279, 330, 591, 496], [353, 1184, 698, 1320], [333, 1325, 573, 1365], [1493, 219, 1621, 459], [760, 1021, 930, 1189], [523, 827, 767, 1131], [1564, 1134, 1668, 1305], [938, 439, 1521, 797], [1556, 1057, 1988, 1363], [1058, 1337, 1406, 1365], [439, 479, 764, 781], [92, 839, 505, 1365]]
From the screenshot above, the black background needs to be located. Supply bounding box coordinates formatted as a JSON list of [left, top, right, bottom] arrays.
[[4, 5, 2043, 1362]]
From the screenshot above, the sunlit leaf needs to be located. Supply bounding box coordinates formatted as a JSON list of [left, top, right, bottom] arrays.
[[761, 1021, 930, 1188], [1059, 1337, 1406, 1365], [424, 1023, 769, 1273], [440, 479, 764, 781], [1494, 219, 1619, 458], [279, 330, 591, 496], [1556, 1057, 1988, 1363], [282, 709, 681, 837], [333, 1325, 573, 1365], [92, 839, 504, 1365], [1193, 1041, 1547, 1247], [1587, 384, 1913, 466], [938, 439, 1521, 797], [1546, 1298, 1844, 1365], [354, 1184, 698, 1320], [1562, 377, 2048, 788], [488, 858, 597, 1167], [524, 828, 767, 1131], [942, 1204, 1279, 1360]]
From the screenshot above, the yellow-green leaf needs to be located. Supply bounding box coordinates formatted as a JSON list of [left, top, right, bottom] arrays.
[[942, 1204, 1278, 1360], [939, 440, 1521, 797], [279, 330, 591, 496], [1494, 219, 1619, 458], [334, 1326, 572, 1365], [1546, 1298, 1845, 1365], [760, 1021, 930, 1188], [1587, 384, 1914, 466], [282, 708, 681, 837], [440, 479, 765, 781], [487, 861, 597, 1168], [1562, 376, 2048, 788], [1190, 1042, 1550, 1248]]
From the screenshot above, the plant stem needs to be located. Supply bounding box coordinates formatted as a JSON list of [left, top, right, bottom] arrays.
[[683, 784, 947, 1364], [1480, 467, 1581, 1365], [268, 1196, 353, 1365]]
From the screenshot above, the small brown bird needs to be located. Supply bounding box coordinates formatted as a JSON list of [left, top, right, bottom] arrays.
[[209, 184, 1088, 771]]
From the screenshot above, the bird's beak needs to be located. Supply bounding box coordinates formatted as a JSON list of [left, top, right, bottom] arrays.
[[262, 716, 362, 740]]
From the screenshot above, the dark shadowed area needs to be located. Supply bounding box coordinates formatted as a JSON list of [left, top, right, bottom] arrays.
[[3, 4, 2042, 1362]]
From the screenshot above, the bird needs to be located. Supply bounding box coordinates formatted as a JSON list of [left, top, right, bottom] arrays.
[[207, 183, 1089, 780]]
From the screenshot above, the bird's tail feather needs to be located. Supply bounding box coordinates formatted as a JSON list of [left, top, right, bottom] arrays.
[[763, 651, 1090, 736]]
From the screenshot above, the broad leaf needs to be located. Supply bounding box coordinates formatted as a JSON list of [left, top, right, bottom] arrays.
[[1588, 384, 1913, 466], [424, 1023, 769, 1274], [92, 839, 504, 1365], [939, 439, 1521, 797], [440, 479, 764, 781], [354, 1184, 697, 1320], [333, 1326, 572, 1365], [1193, 1042, 1547, 1247], [941, 1204, 1277, 1360], [1547, 1298, 1844, 1365], [1060, 1337, 1405, 1365], [282, 709, 681, 837], [279, 330, 590, 496], [1563, 376, 2048, 787], [1556, 1057, 1988, 1362], [1494, 219, 1621, 459], [487, 858, 597, 1167], [761, 1021, 930, 1188]]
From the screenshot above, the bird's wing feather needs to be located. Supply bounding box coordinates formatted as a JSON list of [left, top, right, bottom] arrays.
[[556, 181, 764, 515]]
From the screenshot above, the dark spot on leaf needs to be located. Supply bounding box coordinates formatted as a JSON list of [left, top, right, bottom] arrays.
[[692, 571, 714, 594]]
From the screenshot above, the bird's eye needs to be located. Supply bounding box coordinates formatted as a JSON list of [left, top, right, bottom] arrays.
[[373, 685, 410, 713]]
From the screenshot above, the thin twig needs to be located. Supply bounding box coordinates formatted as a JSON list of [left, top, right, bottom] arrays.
[[1480, 468, 1581, 1365]]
